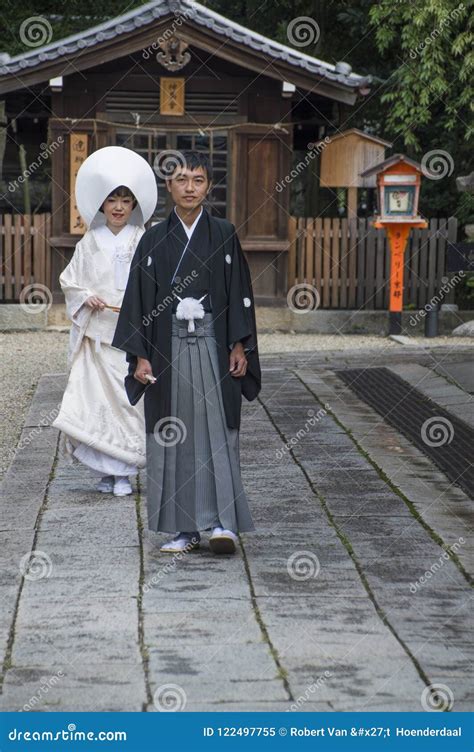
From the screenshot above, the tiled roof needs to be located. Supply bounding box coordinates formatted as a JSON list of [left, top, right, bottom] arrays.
[[0, 0, 370, 90]]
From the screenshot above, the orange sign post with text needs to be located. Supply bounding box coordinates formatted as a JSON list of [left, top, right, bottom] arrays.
[[361, 155, 428, 335]]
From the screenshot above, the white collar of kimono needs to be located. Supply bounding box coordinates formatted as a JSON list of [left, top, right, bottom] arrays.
[[93, 222, 135, 251], [174, 205, 203, 239]]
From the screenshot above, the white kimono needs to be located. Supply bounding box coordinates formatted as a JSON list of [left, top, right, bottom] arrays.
[[52, 223, 146, 475]]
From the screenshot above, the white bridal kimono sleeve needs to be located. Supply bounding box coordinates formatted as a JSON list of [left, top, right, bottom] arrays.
[[59, 238, 95, 364]]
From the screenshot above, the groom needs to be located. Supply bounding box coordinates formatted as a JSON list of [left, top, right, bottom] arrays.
[[113, 151, 261, 555]]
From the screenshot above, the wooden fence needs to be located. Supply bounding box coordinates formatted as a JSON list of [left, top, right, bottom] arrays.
[[0, 214, 51, 302], [288, 216, 458, 310], [0, 213, 459, 309]]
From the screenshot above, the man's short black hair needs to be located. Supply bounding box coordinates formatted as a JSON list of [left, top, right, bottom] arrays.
[[175, 150, 213, 183]]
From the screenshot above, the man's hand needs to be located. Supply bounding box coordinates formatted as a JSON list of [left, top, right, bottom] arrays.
[[134, 357, 154, 384], [85, 295, 106, 311], [229, 342, 247, 378]]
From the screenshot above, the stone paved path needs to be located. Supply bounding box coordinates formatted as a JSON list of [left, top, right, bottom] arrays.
[[0, 346, 472, 712]]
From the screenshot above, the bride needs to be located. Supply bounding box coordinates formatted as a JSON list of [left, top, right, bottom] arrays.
[[52, 146, 157, 496]]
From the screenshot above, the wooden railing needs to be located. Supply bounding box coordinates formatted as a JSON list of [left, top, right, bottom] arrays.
[[288, 216, 458, 310], [0, 214, 51, 302]]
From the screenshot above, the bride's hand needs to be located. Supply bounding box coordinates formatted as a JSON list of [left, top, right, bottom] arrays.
[[85, 295, 106, 310]]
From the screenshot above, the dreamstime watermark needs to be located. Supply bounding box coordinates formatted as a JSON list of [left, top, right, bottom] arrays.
[[421, 149, 454, 180], [143, 540, 198, 593], [19, 16, 53, 47], [142, 9, 192, 59], [22, 670, 65, 711], [19, 551, 53, 581], [421, 416, 454, 447], [153, 683, 187, 711], [409, 4, 464, 59], [142, 270, 198, 326], [8, 138, 64, 193], [19, 283, 53, 315], [287, 671, 332, 711], [421, 683, 454, 712], [287, 283, 321, 313], [8, 726, 127, 742], [409, 537, 465, 593], [408, 271, 465, 326], [153, 417, 187, 447], [276, 406, 328, 459], [153, 149, 186, 180], [287, 17, 320, 47], [276, 137, 331, 192], [287, 550, 321, 581]]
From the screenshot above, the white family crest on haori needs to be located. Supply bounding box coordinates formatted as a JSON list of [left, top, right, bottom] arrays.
[[175, 295, 207, 332], [75, 145, 157, 229]]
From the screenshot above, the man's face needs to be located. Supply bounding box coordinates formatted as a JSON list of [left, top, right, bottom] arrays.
[[166, 165, 211, 211]]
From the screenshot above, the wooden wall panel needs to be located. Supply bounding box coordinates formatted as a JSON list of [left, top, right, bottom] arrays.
[[246, 138, 280, 239], [232, 125, 292, 299]]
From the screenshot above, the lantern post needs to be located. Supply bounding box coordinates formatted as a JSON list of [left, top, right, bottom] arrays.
[[361, 155, 428, 335]]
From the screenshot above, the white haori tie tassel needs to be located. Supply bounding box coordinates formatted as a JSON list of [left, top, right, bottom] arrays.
[[175, 295, 207, 333]]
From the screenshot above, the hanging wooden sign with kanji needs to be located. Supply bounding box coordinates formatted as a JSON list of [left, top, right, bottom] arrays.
[[70, 133, 88, 234], [160, 77, 185, 116]]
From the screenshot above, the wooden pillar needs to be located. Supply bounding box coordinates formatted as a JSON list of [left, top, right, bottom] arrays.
[[347, 186, 358, 219]]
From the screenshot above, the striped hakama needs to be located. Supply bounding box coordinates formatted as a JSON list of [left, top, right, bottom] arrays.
[[146, 313, 255, 534]]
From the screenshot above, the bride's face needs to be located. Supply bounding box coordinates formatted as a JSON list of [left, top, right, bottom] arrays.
[[102, 193, 135, 230]]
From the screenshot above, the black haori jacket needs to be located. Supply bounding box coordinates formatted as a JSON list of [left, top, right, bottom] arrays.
[[112, 208, 261, 434]]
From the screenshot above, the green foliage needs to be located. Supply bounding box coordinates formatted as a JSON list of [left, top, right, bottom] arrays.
[[369, 0, 473, 223], [0, 1, 145, 57], [1, 1, 472, 221], [205, 0, 473, 221], [369, 0, 473, 147], [455, 273, 474, 308]]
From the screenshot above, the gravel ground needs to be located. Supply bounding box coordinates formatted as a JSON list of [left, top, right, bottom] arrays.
[[257, 332, 473, 352], [0, 329, 472, 481], [0, 330, 68, 480]]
